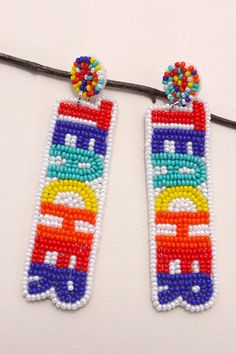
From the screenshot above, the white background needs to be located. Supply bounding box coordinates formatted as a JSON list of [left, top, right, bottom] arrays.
[[0, 1, 236, 353]]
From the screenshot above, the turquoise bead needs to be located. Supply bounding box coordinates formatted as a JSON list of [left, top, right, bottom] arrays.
[[48, 144, 104, 182], [152, 153, 206, 188]]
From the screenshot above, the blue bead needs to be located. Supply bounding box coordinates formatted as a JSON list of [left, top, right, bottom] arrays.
[[27, 263, 87, 303], [157, 273, 213, 305], [152, 128, 205, 157], [53, 120, 108, 155], [185, 96, 191, 103]]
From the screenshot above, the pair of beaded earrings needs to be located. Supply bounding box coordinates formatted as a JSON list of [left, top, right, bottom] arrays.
[[22, 57, 217, 312]]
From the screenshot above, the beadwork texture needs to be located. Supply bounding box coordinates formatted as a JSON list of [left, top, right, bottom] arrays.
[[70, 56, 106, 99], [145, 99, 217, 312], [22, 97, 117, 310], [162, 62, 200, 106]]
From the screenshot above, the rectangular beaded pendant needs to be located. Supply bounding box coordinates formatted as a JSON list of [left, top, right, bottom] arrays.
[[22, 97, 117, 310], [145, 99, 217, 312]]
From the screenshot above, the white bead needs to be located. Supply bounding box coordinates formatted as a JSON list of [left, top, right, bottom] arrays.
[[21, 96, 118, 311], [145, 99, 217, 313]]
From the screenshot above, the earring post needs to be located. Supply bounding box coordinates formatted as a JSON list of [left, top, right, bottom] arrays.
[[0, 52, 235, 129]]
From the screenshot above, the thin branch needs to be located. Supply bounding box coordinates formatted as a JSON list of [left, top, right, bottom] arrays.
[[0, 53, 235, 129]]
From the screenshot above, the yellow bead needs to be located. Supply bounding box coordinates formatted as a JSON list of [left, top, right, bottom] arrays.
[[188, 82, 193, 88], [185, 71, 191, 77], [173, 75, 178, 81], [86, 85, 91, 91], [95, 64, 101, 71], [178, 80, 182, 86], [92, 81, 97, 86], [90, 57, 96, 63], [82, 92, 87, 98]]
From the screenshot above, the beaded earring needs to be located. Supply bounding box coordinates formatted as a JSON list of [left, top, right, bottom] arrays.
[[22, 56, 118, 310], [145, 62, 217, 312]]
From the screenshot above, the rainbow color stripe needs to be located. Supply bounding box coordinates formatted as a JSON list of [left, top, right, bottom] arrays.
[[70, 56, 106, 99], [22, 97, 117, 310], [145, 100, 217, 312]]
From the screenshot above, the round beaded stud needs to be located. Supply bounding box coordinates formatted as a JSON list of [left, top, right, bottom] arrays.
[[162, 62, 200, 106], [70, 56, 106, 99]]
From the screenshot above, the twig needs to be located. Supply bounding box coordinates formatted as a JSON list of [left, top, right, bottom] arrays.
[[0, 53, 235, 129]]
